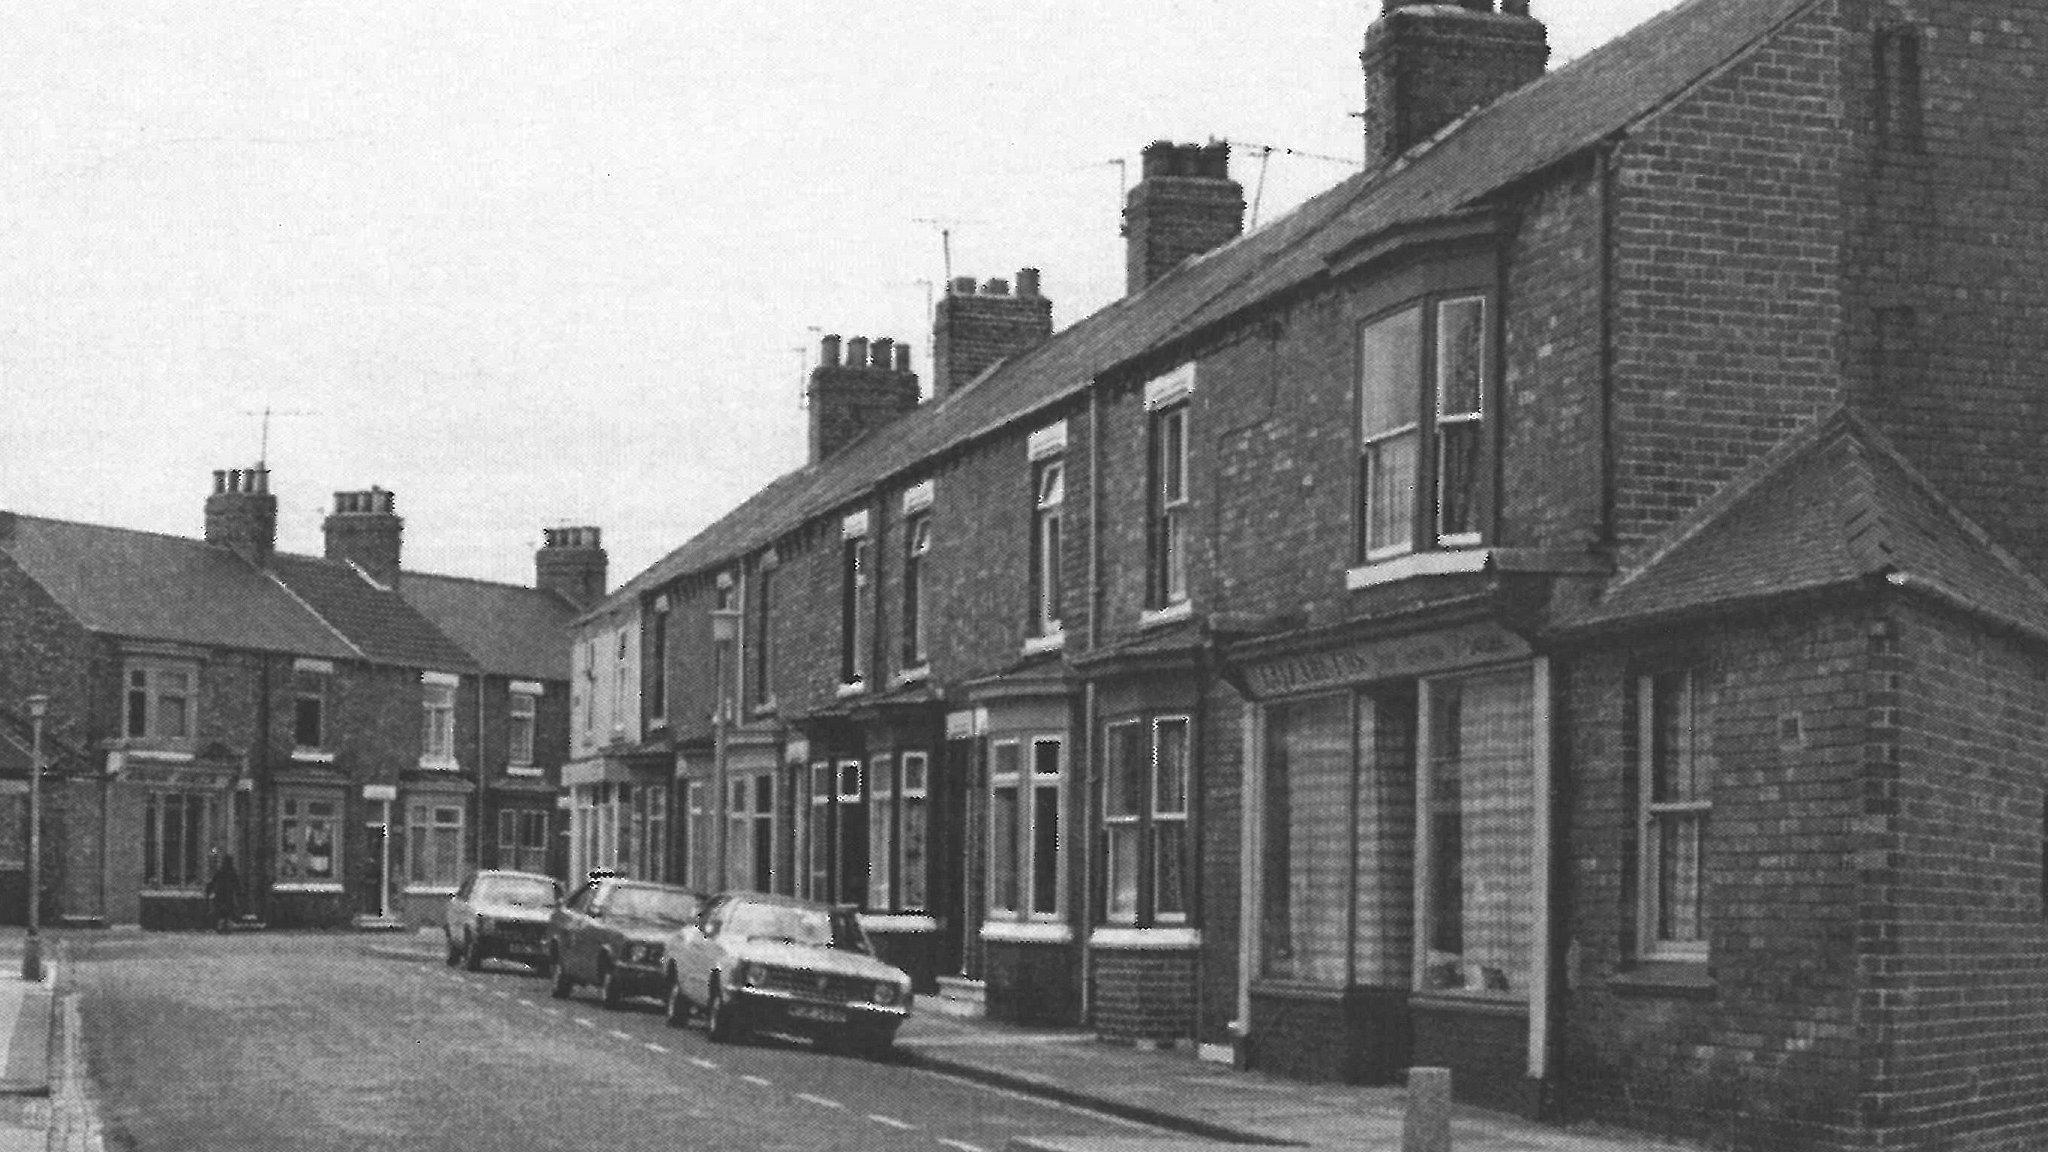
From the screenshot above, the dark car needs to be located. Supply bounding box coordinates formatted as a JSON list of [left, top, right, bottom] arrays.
[[443, 869, 563, 972], [546, 877, 706, 1009], [662, 892, 913, 1057]]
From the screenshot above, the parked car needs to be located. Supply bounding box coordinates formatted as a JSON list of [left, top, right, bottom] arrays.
[[547, 876, 706, 1009], [443, 870, 563, 973], [662, 892, 913, 1057]]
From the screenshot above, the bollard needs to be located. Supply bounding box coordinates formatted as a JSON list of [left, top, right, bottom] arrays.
[[1403, 1066, 1453, 1152]]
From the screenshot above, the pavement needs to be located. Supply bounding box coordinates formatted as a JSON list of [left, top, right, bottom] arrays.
[[0, 935, 64, 1152], [368, 928, 1695, 1152]]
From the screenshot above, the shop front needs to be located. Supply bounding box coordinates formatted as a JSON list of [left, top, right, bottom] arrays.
[[1233, 620, 1553, 1116], [107, 747, 241, 930]]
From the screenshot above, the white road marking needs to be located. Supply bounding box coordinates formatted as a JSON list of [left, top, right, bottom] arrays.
[[795, 1093, 845, 1110], [866, 1114, 917, 1131], [936, 1141, 987, 1152], [574, 1018, 597, 1029], [687, 1057, 719, 1070], [516, 998, 536, 1007], [607, 1029, 633, 1041], [643, 1042, 669, 1054], [740, 1075, 772, 1087]]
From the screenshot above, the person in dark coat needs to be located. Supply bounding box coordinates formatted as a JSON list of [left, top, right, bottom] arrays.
[[206, 852, 240, 931]]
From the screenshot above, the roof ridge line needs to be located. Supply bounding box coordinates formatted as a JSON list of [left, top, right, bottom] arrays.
[[260, 568, 367, 661]]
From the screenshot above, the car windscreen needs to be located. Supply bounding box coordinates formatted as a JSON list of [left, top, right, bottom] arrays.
[[605, 887, 699, 926], [472, 876, 558, 908], [723, 903, 870, 954]]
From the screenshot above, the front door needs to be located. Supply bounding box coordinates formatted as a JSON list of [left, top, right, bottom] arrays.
[[359, 800, 393, 920]]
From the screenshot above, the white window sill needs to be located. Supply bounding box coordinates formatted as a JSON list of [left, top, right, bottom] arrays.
[[505, 765, 544, 778], [272, 882, 344, 894], [124, 748, 194, 764], [894, 666, 930, 687], [979, 920, 1074, 944], [290, 749, 336, 764], [836, 681, 867, 699], [139, 887, 205, 898], [1346, 548, 1490, 590], [404, 885, 459, 897], [859, 913, 941, 933], [1139, 601, 1192, 628], [1021, 631, 1065, 656], [1089, 926, 1202, 951], [417, 758, 462, 772]]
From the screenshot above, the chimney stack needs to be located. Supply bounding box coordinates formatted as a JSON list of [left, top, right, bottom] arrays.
[[204, 466, 278, 566], [537, 526, 608, 610], [807, 332, 921, 463], [932, 268, 1054, 398], [1362, 0, 1549, 171], [323, 487, 403, 588], [1123, 141, 1245, 296]]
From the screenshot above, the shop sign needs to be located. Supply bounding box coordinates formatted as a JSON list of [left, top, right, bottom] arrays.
[[118, 765, 235, 791], [1243, 622, 1531, 698]]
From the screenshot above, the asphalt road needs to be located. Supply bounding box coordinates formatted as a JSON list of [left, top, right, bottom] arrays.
[[67, 932, 1156, 1152]]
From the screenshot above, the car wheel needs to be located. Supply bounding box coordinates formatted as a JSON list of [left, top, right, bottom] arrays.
[[663, 970, 690, 1028], [443, 931, 461, 967], [599, 962, 624, 1010], [462, 931, 485, 972], [548, 947, 575, 1000], [705, 977, 744, 1044]]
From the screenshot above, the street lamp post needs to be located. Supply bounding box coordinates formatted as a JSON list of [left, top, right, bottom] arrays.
[[709, 609, 741, 892], [23, 694, 47, 983]]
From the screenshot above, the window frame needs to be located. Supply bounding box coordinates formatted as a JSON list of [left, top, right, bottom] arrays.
[[988, 739, 1024, 917], [142, 790, 214, 889], [752, 560, 776, 709], [124, 660, 198, 744], [405, 800, 466, 889], [902, 513, 932, 670], [1147, 402, 1192, 608], [420, 677, 458, 768], [508, 687, 539, 767], [1098, 714, 1193, 927], [1030, 456, 1066, 637], [277, 793, 342, 885], [647, 599, 669, 725], [840, 535, 871, 687], [1355, 293, 1493, 564], [292, 666, 326, 751], [1636, 670, 1711, 963], [867, 754, 896, 910]]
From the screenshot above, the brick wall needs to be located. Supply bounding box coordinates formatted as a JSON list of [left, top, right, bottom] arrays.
[[1091, 947, 1197, 1043], [1839, 0, 2048, 578], [1610, 0, 1847, 564], [1560, 607, 1871, 1150], [1858, 602, 2048, 1151], [0, 550, 95, 742]]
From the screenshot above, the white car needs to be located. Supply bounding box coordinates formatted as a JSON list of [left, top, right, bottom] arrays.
[[444, 870, 562, 972], [662, 893, 913, 1057]]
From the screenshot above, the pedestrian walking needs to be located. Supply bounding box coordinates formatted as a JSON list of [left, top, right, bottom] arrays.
[[206, 851, 240, 932]]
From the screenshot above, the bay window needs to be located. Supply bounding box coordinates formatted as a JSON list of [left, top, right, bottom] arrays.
[[144, 792, 214, 888], [277, 794, 340, 884], [1101, 717, 1191, 925], [990, 737, 1065, 919], [1358, 294, 1490, 561], [405, 801, 464, 888]]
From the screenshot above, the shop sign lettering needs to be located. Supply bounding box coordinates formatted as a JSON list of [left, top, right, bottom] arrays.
[[1243, 623, 1531, 698]]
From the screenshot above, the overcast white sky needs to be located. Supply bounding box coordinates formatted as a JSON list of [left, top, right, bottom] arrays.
[[1, 1, 1684, 588]]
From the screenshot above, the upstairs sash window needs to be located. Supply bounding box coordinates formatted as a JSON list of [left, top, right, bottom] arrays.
[[1358, 295, 1490, 560]]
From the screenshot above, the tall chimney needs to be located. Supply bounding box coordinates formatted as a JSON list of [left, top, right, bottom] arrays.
[[204, 466, 278, 566], [1362, 0, 1549, 171], [1123, 141, 1245, 296], [323, 487, 403, 588], [807, 332, 921, 463], [537, 526, 608, 610], [932, 268, 1054, 398]]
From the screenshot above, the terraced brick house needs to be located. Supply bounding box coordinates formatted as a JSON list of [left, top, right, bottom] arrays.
[[583, 1, 2048, 1148], [0, 470, 588, 931]]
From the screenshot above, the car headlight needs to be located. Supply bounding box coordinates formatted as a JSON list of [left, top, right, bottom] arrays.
[[874, 982, 902, 1007]]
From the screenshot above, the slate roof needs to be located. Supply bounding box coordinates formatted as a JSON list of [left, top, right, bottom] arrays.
[[402, 572, 574, 681], [0, 514, 357, 659], [591, 0, 1817, 616], [267, 553, 476, 672], [1558, 412, 2048, 641]]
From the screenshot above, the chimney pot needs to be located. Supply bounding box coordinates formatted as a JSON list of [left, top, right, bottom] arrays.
[[821, 334, 842, 367], [213, 469, 227, 493], [1016, 268, 1041, 298], [871, 338, 895, 370], [950, 276, 977, 295], [846, 336, 870, 369], [894, 343, 912, 372], [982, 278, 1010, 296]]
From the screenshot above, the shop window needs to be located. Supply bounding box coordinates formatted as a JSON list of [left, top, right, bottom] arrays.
[[1030, 457, 1065, 637], [421, 676, 457, 767], [902, 514, 932, 669], [143, 792, 213, 888], [497, 809, 549, 875], [1418, 669, 1533, 998], [508, 688, 538, 767], [1357, 296, 1489, 561], [406, 802, 464, 888], [1148, 403, 1191, 608], [124, 661, 196, 742], [278, 795, 340, 883], [1638, 670, 1711, 961]]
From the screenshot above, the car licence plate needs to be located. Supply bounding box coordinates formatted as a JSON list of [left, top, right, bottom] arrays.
[[788, 1005, 846, 1024]]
